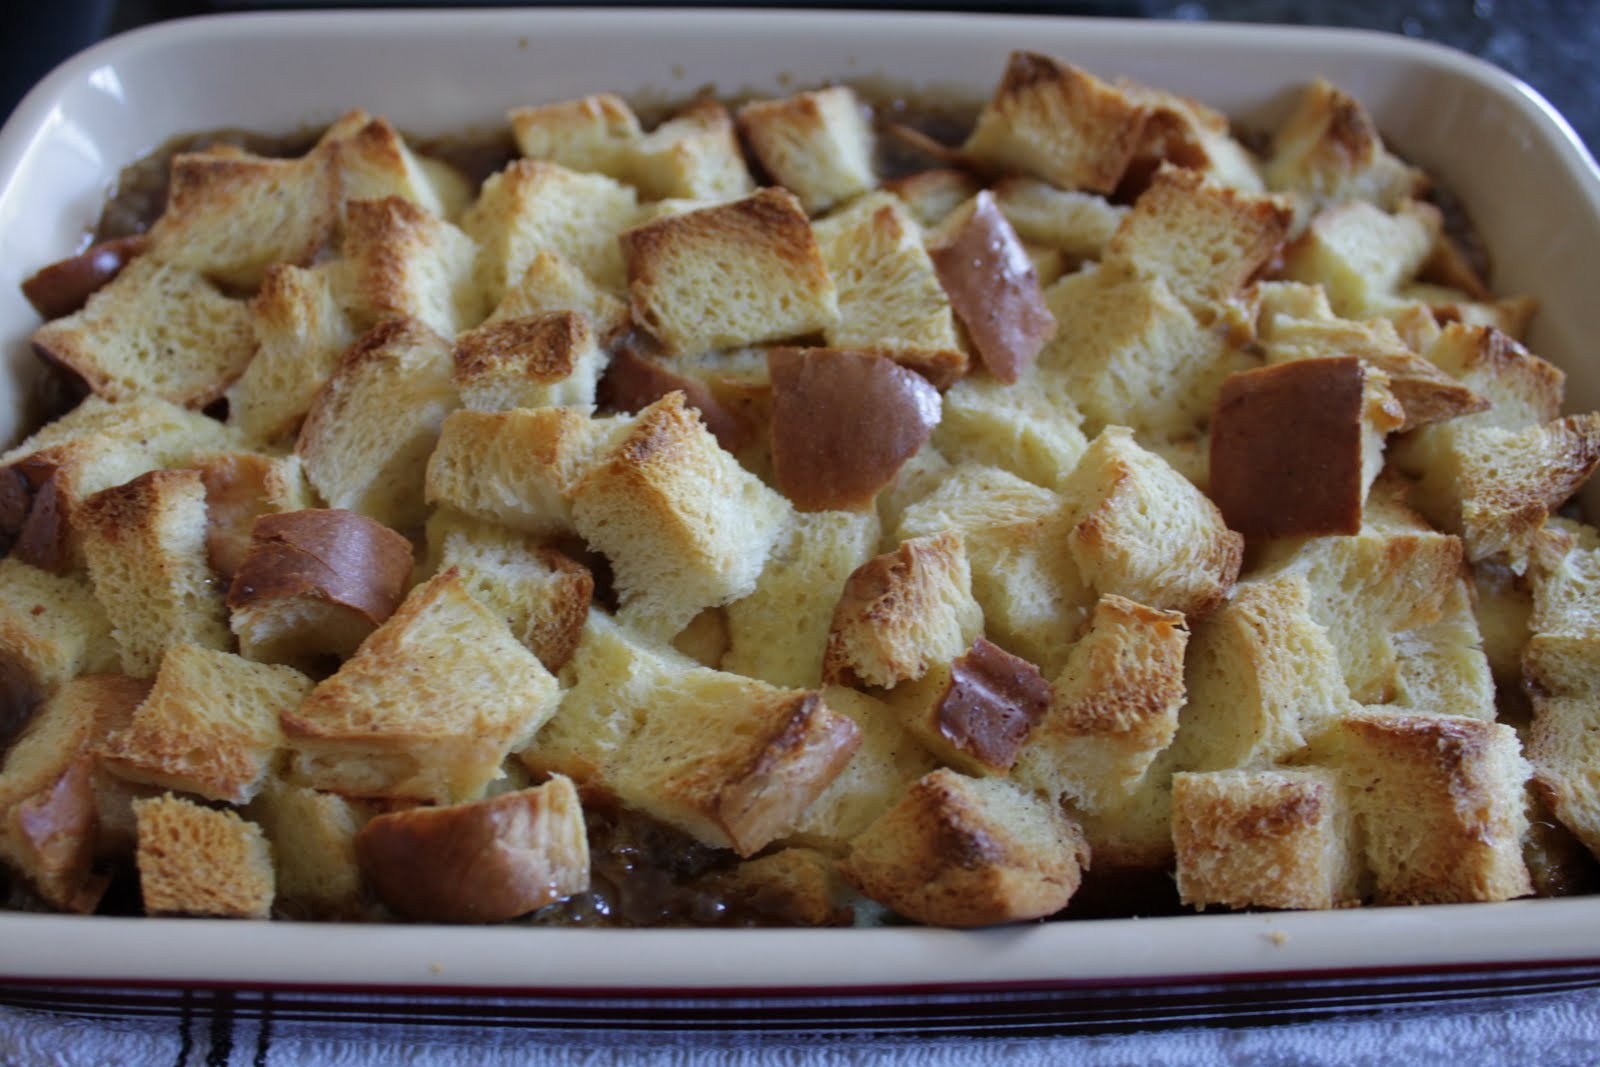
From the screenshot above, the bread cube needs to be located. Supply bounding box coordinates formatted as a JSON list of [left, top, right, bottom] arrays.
[[961, 51, 1147, 194], [147, 149, 339, 289], [1283, 199, 1440, 317], [485, 250, 628, 341], [426, 509, 593, 673], [1210, 357, 1403, 541], [822, 532, 984, 689], [1059, 427, 1242, 617], [1172, 573, 1355, 770], [228, 262, 358, 445], [99, 644, 312, 804], [887, 636, 1052, 777], [1103, 165, 1290, 315], [133, 793, 274, 919], [897, 464, 1092, 675], [509, 93, 642, 182], [227, 509, 416, 671], [631, 99, 754, 202], [462, 160, 638, 304], [1172, 767, 1360, 911], [282, 571, 562, 803], [0, 674, 147, 912], [1013, 594, 1187, 810], [192, 450, 314, 583], [737, 86, 876, 214], [341, 196, 483, 337], [934, 362, 1088, 490], [570, 392, 791, 637], [321, 111, 473, 221], [355, 776, 588, 922], [706, 846, 855, 926], [1263, 78, 1425, 213], [245, 776, 373, 920], [723, 509, 881, 688], [621, 188, 838, 355], [781, 685, 937, 854], [0, 558, 117, 724], [810, 191, 964, 375], [1421, 323, 1565, 428], [426, 406, 627, 536], [527, 615, 861, 855], [1388, 578, 1497, 720], [1038, 267, 1239, 440], [839, 768, 1090, 927], [882, 168, 982, 228], [450, 310, 605, 412], [1118, 81, 1265, 194], [1068, 745, 1179, 872], [77, 469, 231, 677], [295, 317, 459, 530], [1342, 710, 1532, 904], [30, 257, 255, 408], [992, 177, 1129, 261]]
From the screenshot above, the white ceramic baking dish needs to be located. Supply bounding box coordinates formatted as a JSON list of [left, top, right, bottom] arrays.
[[2, 9, 1600, 1031]]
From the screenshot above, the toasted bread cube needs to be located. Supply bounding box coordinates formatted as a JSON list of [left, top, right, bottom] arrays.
[[245, 777, 373, 920], [133, 793, 273, 918], [98, 645, 312, 804], [0, 559, 117, 727], [342, 196, 483, 337], [282, 571, 562, 803], [426, 510, 593, 673], [1283, 199, 1440, 317], [1038, 267, 1240, 440], [1388, 578, 1497, 720], [451, 311, 605, 413], [355, 776, 588, 923], [781, 686, 937, 854], [1059, 427, 1242, 618], [462, 160, 638, 305], [1252, 526, 1466, 704], [426, 406, 628, 537], [822, 532, 984, 689], [485, 250, 628, 341], [928, 191, 1057, 384], [1263, 78, 1425, 213], [527, 615, 861, 855], [992, 177, 1129, 261], [1172, 574, 1355, 771], [1210, 357, 1403, 541], [1474, 555, 1534, 687], [1525, 633, 1600, 860], [1067, 743, 1179, 872], [897, 464, 1093, 675], [811, 191, 964, 373], [738, 86, 876, 214], [1013, 595, 1187, 810], [192, 450, 314, 583], [0, 674, 147, 911], [723, 509, 881, 688], [570, 393, 791, 637], [621, 188, 838, 356], [631, 99, 754, 202], [1103, 165, 1290, 315], [22, 234, 149, 322], [30, 257, 255, 408], [227, 509, 416, 671], [147, 149, 339, 289], [882, 168, 982, 229], [962, 52, 1147, 194], [77, 470, 231, 677], [295, 317, 459, 531], [228, 262, 358, 445], [1342, 710, 1532, 904], [707, 846, 856, 926], [1118, 81, 1265, 194], [839, 768, 1089, 927], [509, 93, 642, 181], [887, 637, 1052, 777], [934, 363, 1088, 490], [321, 111, 473, 221], [1172, 768, 1360, 911], [1420, 323, 1564, 427]]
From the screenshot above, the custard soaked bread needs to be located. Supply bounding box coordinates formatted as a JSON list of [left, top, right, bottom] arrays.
[[5, 49, 1594, 929]]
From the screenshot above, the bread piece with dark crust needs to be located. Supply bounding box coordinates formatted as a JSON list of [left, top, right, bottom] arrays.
[[737, 86, 876, 215], [886, 636, 1052, 777]]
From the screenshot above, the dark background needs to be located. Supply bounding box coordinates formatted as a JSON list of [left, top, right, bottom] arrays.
[[6, 1, 1598, 157]]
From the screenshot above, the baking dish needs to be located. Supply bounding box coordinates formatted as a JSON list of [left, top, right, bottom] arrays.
[[2, 8, 1600, 1031]]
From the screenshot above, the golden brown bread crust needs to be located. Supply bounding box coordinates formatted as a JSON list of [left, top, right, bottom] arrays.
[[1209, 356, 1369, 540], [354, 776, 589, 923], [226, 509, 415, 628], [929, 192, 1056, 384], [22, 236, 150, 321], [767, 347, 942, 513], [451, 310, 592, 390]]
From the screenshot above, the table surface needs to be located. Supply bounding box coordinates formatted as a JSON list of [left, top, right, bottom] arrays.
[[3, 1, 1599, 1060]]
